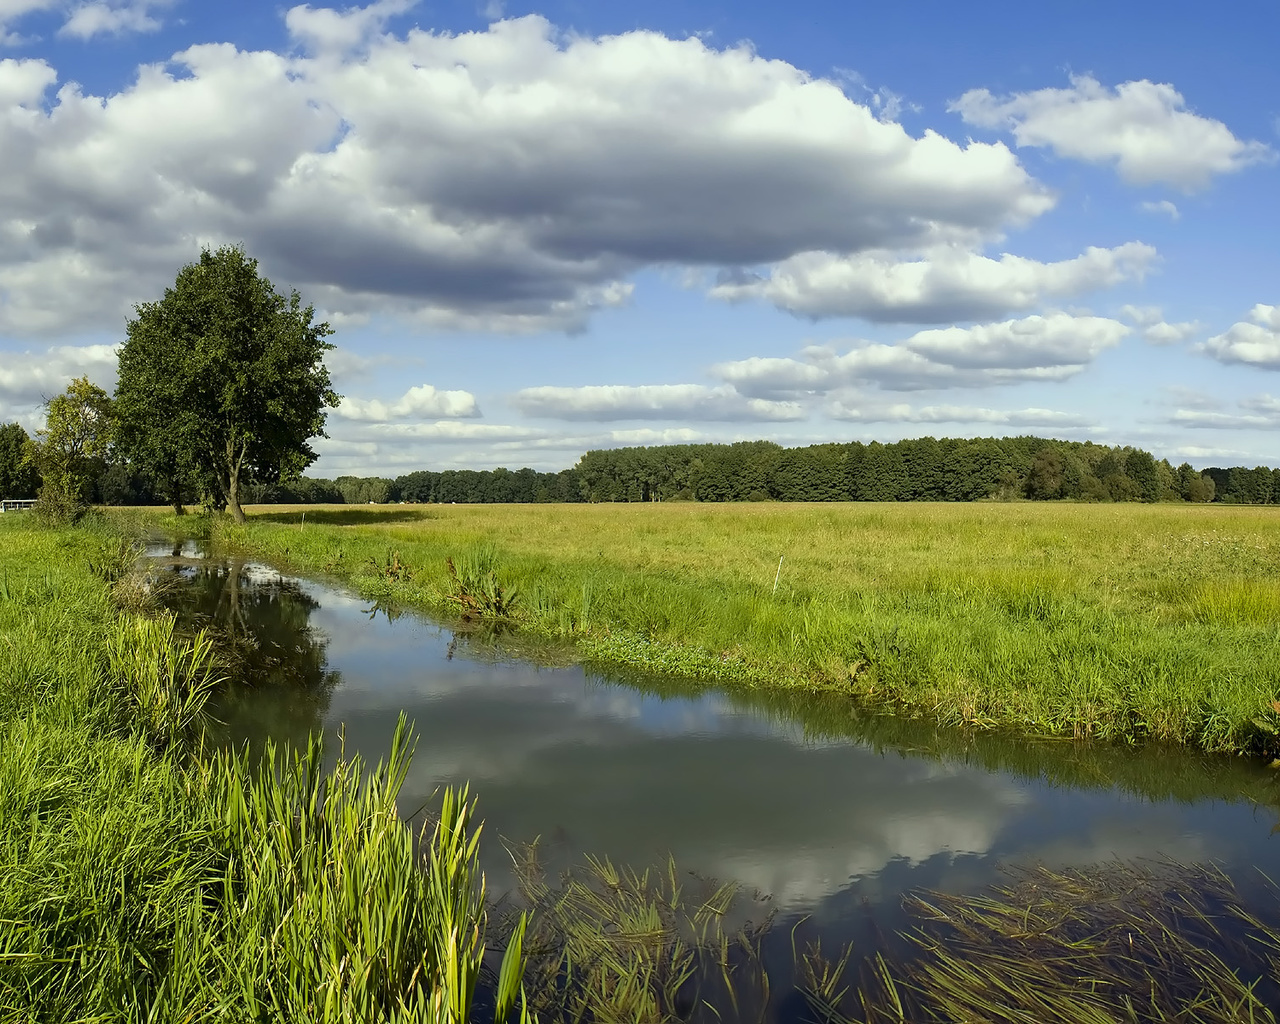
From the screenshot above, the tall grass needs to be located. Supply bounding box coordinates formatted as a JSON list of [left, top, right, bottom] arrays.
[[0, 515, 530, 1022], [192, 502, 1280, 755]]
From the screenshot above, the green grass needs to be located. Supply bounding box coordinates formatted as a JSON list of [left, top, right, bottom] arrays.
[[187, 501, 1280, 756], [0, 514, 530, 1022]]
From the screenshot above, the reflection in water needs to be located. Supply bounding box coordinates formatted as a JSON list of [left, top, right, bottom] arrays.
[[158, 557, 341, 750], [157, 554, 1280, 944]]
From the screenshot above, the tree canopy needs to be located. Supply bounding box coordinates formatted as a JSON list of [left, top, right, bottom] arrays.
[[115, 246, 339, 521], [0, 422, 39, 500], [20, 378, 113, 521]]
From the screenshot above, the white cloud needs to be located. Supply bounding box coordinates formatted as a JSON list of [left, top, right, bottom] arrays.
[[0, 11, 1054, 338], [715, 313, 1129, 395], [58, 0, 171, 40], [336, 383, 480, 421], [1201, 304, 1280, 368], [511, 383, 805, 422], [1139, 199, 1180, 220], [1118, 304, 1199, 345], [952, 74, 1272, 190], [284, 0, 414, 54], [0, 0, 172, 41], [709, 242, 1155, 323], [829, 400, 1095, 428]]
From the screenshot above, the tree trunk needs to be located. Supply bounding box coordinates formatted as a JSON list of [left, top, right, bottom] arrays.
[[226, 440, 247, 523], [169, 473, 186, 515]]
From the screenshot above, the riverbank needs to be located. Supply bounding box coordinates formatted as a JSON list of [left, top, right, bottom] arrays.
[[190, 501, 1280, 756], [0, 513, 524, 1020]]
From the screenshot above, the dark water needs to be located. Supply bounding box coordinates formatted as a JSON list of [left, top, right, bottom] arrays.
[[151, 541, 1280, 951]]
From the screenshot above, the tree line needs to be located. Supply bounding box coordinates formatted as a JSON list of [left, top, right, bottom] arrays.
[[13, 426, 1278, 507]]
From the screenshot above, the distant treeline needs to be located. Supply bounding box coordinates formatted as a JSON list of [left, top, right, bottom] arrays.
[[4, 423, 1278, 506], [224, 437, 1279, 506]]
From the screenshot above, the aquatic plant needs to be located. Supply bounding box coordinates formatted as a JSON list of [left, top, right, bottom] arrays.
[[800, 860, 1280, 1024], [512, 843, 771, 1024]]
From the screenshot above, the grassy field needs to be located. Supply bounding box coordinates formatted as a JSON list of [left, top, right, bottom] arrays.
[[0, 513, 528, 1022], [200, 500, 1280, 755]]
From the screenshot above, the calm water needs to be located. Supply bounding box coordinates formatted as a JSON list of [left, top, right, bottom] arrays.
[[151, 541, 1280, 948]]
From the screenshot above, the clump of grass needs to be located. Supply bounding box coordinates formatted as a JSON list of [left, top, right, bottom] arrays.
[[444, 548, 519, 620], [105, 613, 221, 746], [188, 718, 532, 1023], [369, 548, 414, 581]]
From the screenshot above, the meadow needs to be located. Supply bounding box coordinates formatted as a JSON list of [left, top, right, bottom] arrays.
[[207, 500, 1280, 756]]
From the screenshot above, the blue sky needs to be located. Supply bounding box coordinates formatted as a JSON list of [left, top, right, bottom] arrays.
[[1, 0, 1277, 475]]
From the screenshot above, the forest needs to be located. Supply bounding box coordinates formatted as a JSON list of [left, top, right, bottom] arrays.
[[5, 426, 1279, 507]]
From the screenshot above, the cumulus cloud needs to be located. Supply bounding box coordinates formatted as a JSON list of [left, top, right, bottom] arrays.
[[1171, 394, 1280, 430], [1201, 304, 1280, 368], [336, 383, 480, 421], [952, 75, 1272, 190], [1119, 304, 1200, 344], [828, 400, 1095, 428], [710, 242, 1155, 323], [716, 313, 1129, 395], [512, 383, 805, 422], [0, 11, 1053, 337]]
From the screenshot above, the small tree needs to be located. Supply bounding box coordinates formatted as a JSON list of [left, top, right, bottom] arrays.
[[0, 422, 40, 498], [22, 377, 114, 522], [115, 246, 340, 523]]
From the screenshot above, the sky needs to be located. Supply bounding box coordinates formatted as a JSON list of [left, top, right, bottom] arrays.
[[1, 0, 1277, 476]]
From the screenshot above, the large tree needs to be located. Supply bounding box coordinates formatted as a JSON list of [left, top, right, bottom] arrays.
[[115, 246, 339, 522]]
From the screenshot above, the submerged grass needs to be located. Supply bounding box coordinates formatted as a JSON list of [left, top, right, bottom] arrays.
[[805, 860, 1280, 1024], [184, 501, 1280, 755], [0, 514, 529, 1022]]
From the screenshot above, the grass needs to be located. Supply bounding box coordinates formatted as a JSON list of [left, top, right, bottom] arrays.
[[0, 513, 530, 1022], [177, 501, 1280, 756]]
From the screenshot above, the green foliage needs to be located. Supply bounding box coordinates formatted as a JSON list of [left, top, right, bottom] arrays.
[[115, 245, 339, 522], [0, 421, 39, 499], [22, 377, 114, 522]]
